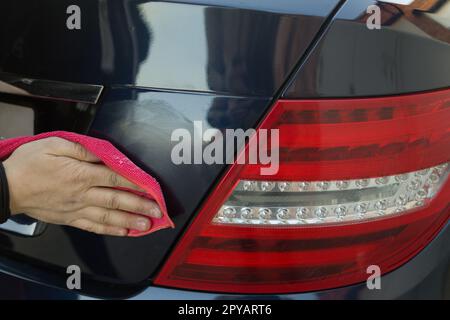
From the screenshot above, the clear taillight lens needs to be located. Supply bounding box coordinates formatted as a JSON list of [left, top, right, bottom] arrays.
[[155, 89, 450, 294], [214, 163, 449, 226]]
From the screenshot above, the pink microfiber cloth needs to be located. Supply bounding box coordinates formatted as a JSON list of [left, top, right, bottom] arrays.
[[0, 131, 174, 237]]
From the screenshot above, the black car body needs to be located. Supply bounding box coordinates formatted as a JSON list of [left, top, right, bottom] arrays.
[[0, 0, 449, 299]]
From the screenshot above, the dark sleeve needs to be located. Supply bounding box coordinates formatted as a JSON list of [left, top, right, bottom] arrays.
[[0, 161, 10, 224]]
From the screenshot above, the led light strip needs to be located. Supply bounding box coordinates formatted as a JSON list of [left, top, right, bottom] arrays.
[[213, 162, 449, 226]]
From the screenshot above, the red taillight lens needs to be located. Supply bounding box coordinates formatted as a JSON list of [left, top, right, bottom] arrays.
[[155, 89, 450, 294]]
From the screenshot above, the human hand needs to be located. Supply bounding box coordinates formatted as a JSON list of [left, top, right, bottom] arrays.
[[2, 137, 161, 236]]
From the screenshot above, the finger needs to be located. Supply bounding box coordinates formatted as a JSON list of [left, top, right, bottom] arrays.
[[71, 219, 128, 237], [81, 207, 151, 231], [85, 187, 162, 218], [87, 164, 145, 193], [45, 137, 100, 163]]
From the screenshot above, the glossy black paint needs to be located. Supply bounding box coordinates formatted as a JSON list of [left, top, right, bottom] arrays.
[[0, 0, 338, 96], [0, 0, 449, 300], [0, 88, 269, 288], [0, 0, 342, 296], [285, 0, 450, 98]]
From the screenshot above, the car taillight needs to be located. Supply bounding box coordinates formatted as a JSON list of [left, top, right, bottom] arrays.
[[155, 89, 450, 294]]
